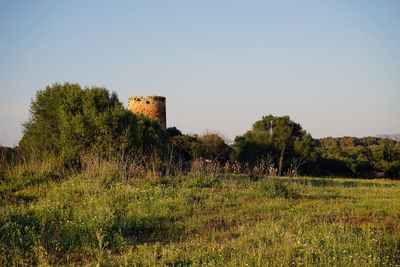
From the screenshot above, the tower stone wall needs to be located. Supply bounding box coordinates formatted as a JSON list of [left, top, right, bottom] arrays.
[[128, 96, 166, 130]]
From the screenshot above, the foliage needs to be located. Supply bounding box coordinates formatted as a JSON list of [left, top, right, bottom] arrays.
[[170, 133, 231, 164], [170, 134, 198, 162], [16, 83, 400, 179], [192, 133, 232, 163], [232, 115, 318, 175], [231, 115, 399, 179], [166, 127, 182, 138], [19, 83, 166, 167], [318, 137, 400, 178]]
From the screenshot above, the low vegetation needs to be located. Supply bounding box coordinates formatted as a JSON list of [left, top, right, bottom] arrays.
[[1, 156, 400, 266], [1, 83, 399, 265]]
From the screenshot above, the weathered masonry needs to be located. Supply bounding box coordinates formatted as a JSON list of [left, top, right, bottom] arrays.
[[128, 96, 166, 130]]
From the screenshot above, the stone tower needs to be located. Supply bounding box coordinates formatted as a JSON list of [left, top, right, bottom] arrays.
[[128, 96, 166, 130]]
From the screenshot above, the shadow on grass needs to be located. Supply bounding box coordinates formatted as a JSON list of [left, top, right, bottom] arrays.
[[0, 172, 61, 206], [0, 171, 62, 194], [0, 203, 185, 264], [115, 215, 185, 244], [286, 178, 396, 188], [0, 192, 38, 206], [304, 194, 355, 200]]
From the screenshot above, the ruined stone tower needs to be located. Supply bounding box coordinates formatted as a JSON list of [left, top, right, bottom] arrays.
[[128, 96, 166, 130]]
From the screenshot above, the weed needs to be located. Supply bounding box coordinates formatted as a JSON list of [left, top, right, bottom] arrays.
[[1, 158, 400, 266], [259, 179, 300, 199]]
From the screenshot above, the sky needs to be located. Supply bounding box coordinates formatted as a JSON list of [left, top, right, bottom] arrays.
[[0, 0, 399, 146]]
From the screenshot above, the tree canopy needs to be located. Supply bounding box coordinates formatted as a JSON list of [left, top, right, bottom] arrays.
[[232, 115, 318, 175], [318, 136, 400, 178], [20, 83, 166, 165]]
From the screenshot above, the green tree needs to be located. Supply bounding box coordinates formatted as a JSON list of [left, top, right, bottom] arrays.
[[232, 115, 317, 175], [19, 83, 166, 166], [169, 134, 198, 162], [318, 136, 400, 178], [192, 133, 231, 163]]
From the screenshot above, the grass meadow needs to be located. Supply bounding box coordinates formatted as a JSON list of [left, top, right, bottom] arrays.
[[1, 157, 400, 266]]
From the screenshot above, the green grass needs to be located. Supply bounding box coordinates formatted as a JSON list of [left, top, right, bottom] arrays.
[[1, 167, 400, 266]]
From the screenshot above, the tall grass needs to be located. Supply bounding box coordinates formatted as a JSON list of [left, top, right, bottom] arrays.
[[1, 153, 399, 266]]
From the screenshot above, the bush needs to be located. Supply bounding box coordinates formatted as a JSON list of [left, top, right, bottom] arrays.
[[192, 133, 232, 164], [19, 83, 166, 168], [232, 115, 317, 176], [384, 161, 400, 178]]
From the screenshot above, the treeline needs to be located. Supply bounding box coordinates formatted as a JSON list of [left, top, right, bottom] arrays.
[[318, 137, 400, 178], [169, 119, 400, 179], [3, 83, 399, 179]]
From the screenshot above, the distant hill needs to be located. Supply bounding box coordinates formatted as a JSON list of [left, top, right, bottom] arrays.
[[376, 134, 400, 142]]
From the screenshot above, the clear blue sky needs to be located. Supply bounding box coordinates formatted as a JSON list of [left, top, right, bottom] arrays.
[[1, 0, 399, 146]]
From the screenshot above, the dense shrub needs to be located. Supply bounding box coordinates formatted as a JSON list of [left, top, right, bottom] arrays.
[[231, 116, 400, 179], [232, 115, 318, 176], [318, 137, 400, 178], [192, 133, 231, 163], [169, 133, 231, 164], [169, 134, 197, 163], [19, 83, 166, 167]]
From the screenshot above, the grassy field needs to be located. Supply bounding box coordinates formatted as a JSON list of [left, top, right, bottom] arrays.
[[1, 161, 400, 266]]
